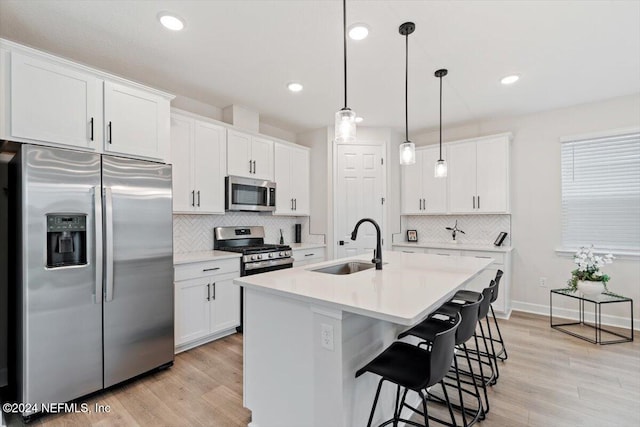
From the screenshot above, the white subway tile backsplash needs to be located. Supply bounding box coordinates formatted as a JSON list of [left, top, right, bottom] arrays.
[[173, 213, 324, 254], [398, 215, 511, 246]]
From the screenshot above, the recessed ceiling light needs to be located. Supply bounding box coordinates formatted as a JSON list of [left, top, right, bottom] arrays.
[[355, 117, 364, 123], [348, 23, 369, 41], [500, 75, 520, 85], [158, 12, 185, 31], [287, 82, 303, 92]]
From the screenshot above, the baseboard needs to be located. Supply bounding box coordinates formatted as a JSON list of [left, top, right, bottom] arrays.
[[174, 327, 239, 354], [512, 300, 639, 331]]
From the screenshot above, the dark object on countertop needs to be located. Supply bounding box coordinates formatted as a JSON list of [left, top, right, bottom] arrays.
[[494, 232, 508, 247], [351, 218, 383, 270], [445, 220, 465, 241], [295, 224, 301, 243], [279, 229, 284, 245]]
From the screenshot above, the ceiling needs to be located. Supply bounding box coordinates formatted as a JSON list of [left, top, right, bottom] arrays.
[[1, 0, 639, 136]]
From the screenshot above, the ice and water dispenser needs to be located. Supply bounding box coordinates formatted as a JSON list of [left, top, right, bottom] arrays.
[[46, 214, 87, 268]]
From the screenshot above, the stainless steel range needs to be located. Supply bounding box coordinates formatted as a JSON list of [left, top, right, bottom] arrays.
[[214, 226, 293, 332]]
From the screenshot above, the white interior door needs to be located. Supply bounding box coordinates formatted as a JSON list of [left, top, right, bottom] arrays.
[[335, 144, 384, 259]]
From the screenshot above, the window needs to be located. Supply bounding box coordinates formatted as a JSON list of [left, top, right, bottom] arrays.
[[561, 130, 640, 254]]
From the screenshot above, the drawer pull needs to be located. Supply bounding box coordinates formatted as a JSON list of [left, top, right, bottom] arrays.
[[304, 253, 315, 257], [475, 256, 492, 259], [203, 267, 221, 272], [437, 253, 450, 256]]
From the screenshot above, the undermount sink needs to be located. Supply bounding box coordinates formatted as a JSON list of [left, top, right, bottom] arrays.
[[311, 261, 376, 275]]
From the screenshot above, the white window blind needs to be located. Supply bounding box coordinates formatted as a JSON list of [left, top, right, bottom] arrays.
[[561, 131, 640, 252]]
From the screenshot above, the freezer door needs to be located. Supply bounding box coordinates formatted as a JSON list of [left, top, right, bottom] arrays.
[[17, 145, 103, 409], [102, 156, 174, 387]]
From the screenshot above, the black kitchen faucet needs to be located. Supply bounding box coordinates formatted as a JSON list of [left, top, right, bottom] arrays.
[[350, 218, 383, 270]]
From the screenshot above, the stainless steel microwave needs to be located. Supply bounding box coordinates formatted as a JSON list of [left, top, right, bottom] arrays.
[[225, 176, 276, 212]]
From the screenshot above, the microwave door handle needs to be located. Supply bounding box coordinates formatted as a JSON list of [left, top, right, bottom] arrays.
[[104, 187, 114, 302], [94, 186, 103, 303]]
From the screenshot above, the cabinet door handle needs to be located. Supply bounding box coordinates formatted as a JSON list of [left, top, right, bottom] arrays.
[[249, 160, 253, 174], [206, 284, 211, 301], [202, 267, 220, 272], [212, 282, 216, 300], [473, 196, 475, 209], [477, 195, 480, 209], [294, 198, 297, 210], [291, 198, 294, 210], [191, 190, 195, 207], [107, 121, 112, 144], [252, 160, 256, 174], [419, 199, 422, 211], [90, 117, 94, 141], [423, 198, 426, 211], [197, 190, 201, 207]]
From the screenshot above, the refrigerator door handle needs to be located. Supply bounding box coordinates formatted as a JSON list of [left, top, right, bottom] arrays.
[[94, 186, 103, 303], [104, 187, 114, 302]]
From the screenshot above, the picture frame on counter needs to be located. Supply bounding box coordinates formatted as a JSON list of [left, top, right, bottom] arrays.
[[407, 230, 418, 242]]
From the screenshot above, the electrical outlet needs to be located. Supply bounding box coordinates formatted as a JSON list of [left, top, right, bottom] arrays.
[[320, 323, 334, 351], [539, 277, 547, 288]]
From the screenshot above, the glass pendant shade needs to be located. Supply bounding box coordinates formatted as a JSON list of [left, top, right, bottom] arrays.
[[434, 159, 448, 178], [399, 142, 416, 165], [335, 108, 357, 142]]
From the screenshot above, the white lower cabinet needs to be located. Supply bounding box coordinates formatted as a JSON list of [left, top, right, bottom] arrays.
[[292, 247, 326, 268], [174, 258, 241, 352]]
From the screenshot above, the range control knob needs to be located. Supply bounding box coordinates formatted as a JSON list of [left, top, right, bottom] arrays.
[[250, 255, 256, 260], [279, 252, 284, 256], [257, 254, 263, 259], [268, 253, 274, 258]]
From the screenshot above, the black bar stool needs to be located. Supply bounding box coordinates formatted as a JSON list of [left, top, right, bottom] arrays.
[[400, 295, 485, 426], [355, 312, 461, 427]]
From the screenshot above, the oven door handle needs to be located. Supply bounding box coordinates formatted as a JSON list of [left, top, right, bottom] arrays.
[[244, 257, 293, 271]]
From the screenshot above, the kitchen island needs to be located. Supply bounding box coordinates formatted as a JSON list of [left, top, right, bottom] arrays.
[[236, 251, 493, 427]]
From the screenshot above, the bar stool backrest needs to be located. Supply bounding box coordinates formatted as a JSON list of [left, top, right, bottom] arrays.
[[456, 297, 483, 345], [479, 280, 496, 319], [427, 314, 461, 386], [491, 270, 504, 304]]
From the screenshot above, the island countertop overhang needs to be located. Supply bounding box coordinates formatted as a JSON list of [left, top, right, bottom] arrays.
[[235, 251, 493, 325]]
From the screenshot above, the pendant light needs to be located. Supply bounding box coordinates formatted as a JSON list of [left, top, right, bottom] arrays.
[[398, 22, 416, 165], [335, 0, 356, 143], [434, 68, 448, 177]]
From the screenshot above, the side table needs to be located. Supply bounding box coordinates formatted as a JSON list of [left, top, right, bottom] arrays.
[[550, 288, 634, 344]]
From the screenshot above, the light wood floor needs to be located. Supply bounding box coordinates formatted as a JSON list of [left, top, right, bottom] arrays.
[[6, 311, 640, 426]]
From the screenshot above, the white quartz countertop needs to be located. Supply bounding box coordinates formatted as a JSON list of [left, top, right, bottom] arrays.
[[173, 250, 241, 265], [289, 243, 326, 251], [393, 242, 513, 253], [235, 251, 493, 325]]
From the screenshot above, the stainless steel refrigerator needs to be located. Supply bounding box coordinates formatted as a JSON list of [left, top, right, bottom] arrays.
[[9, 144, 174, 416]]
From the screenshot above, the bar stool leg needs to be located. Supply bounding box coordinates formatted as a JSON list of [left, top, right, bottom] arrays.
[[490, 305, 508, 361], [484, 316, 500, 382], [477, 321, 497, 385], [418, 390, 430, 427], [368, 379, 385, 427], [471, 335, 490, 415], [440, 379, 458, 427]]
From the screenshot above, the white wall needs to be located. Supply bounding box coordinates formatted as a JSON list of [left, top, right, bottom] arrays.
[[414, 94, 640, 320]]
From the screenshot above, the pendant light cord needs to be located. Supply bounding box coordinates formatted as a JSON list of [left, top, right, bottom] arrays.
[[343, 0, 348, 109], [404, 33, 409, 142], [439, 74, 443, 160]]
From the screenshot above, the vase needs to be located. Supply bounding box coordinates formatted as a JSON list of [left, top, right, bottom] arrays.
[[577, 280, 605, 296]]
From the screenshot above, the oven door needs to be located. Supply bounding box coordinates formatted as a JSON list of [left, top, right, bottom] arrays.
[[243, 258, 293, 276], [226, 176, 276, 212]]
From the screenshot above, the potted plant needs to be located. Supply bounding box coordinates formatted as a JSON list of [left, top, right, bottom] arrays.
[[567, 246, 615, 296]]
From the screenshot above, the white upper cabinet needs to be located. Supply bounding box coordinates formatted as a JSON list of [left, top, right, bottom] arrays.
[[103, 81, 170, 161], [274, 143, 310, 216], [448, 134, 510, 214], [401, 146, 447, 215], [1, 39, 173, 162], [170, 111, 226, 214], [227, 129, 274, 180], [8, 51, 102, 150]]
